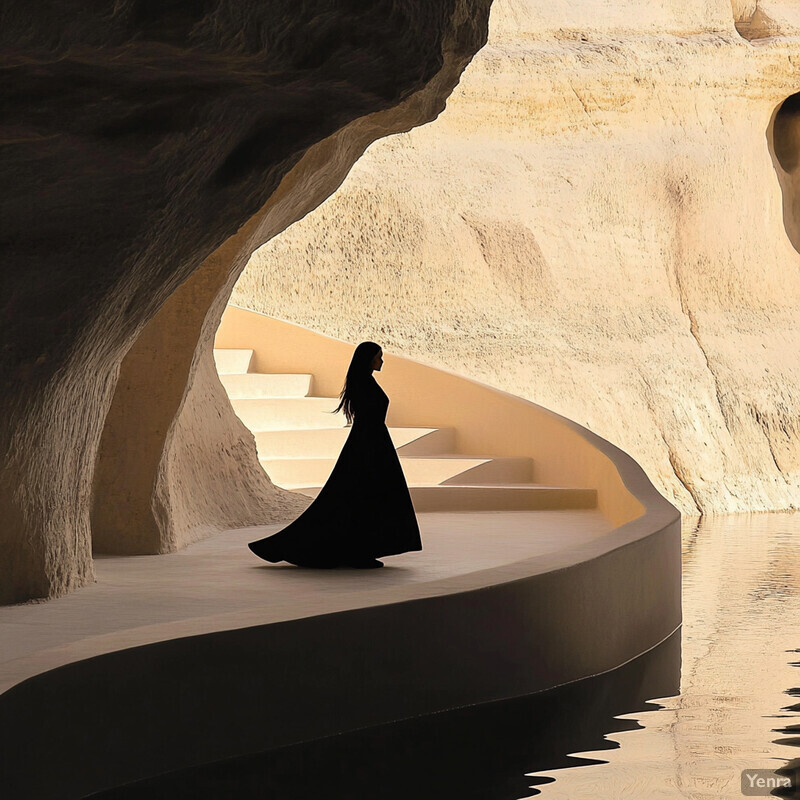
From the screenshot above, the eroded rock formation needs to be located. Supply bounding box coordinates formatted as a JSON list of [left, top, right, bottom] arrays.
[[232, 0, 800, 515], [1, 1, 491, 601]]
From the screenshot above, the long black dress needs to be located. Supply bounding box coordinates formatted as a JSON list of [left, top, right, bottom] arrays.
[[248, 375, 422, 567]]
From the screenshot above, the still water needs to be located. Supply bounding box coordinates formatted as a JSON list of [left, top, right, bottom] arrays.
[[531, 513, 800, 800], [96, 513, 800, 799]]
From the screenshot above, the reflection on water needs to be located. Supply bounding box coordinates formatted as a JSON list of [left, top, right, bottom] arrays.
[[531, 513, 800, 799], [92, 514, 800, 799]]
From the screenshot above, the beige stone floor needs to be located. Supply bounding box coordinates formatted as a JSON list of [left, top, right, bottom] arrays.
[[0, 510, 611, 692]]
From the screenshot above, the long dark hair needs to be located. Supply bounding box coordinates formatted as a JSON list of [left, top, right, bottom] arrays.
[[333, 341, 381, 424]]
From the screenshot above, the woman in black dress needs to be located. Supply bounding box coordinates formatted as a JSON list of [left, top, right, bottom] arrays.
[[248, 342, 422, 569]]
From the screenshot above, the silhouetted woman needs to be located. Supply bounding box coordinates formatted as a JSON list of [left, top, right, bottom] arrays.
[[248, 342, 422, 569]]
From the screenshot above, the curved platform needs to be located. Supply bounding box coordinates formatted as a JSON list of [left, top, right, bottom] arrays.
[[0, 511, 612, 692], [0, 308, 681, 798], [0, 506, 679, 799]]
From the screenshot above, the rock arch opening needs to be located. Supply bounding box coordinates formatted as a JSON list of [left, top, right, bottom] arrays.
[[772, 93, 800, 172], [2, 0, 491, 603], [86, 6, 492, 568], [768, 92, 800, 253]]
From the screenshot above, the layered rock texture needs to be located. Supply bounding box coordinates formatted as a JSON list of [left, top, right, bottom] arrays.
[[233, 0, 800, 515], [0, 1, 491, 602]]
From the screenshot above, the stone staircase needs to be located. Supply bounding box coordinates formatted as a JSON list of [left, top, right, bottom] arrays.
[[214, 347, 597, 512]]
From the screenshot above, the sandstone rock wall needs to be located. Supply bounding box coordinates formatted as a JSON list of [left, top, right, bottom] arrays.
[[232, 0, 800, 514]]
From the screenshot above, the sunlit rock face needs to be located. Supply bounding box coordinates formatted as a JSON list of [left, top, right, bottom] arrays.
[[0, 0, 491, 601], [232, 0, 800, 515]]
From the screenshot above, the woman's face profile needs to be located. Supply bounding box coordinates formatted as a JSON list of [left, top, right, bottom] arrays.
[[371, 349, 383, 371]]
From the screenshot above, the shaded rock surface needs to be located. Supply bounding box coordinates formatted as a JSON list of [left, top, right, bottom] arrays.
[[232, 0, 800, 515], [0, 1, 491, 600]]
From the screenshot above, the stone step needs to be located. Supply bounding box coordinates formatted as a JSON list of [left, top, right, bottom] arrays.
[[254, 427, 456, 458], [213, 348, 253, 375], [262, 455, 534, 488], [220, 373, 313, 399], [292, 484, 598, 512], [231, 397, 345, 430]]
